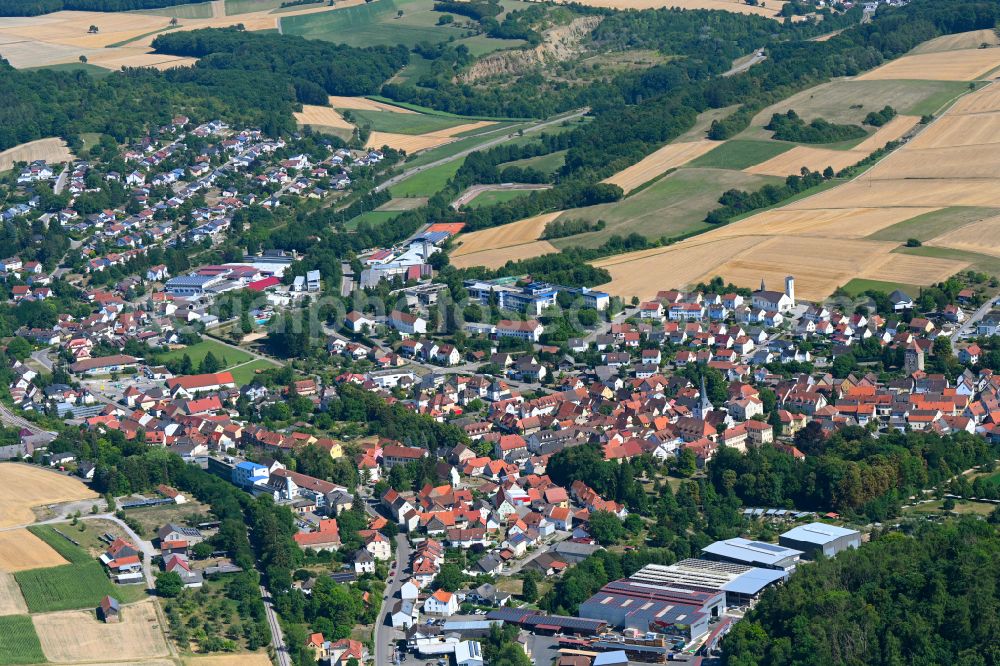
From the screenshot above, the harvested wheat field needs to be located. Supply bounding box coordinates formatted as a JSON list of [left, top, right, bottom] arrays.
[[717, 206, 940, 240], [34, 600, 170, 662], [856, 47, 1000, 81], [603, 140, 717, 194], [451, 212, 561, 268], [907, 113, 1000, 149], [949, 84, 1000, 114], [0, 464, 97, 528], [593, 235, 764, 301], [792, 178, 1000, 209], [0, 572, 27, 615], [746, 115, 920, 177], [860, 252, 969, 284], [0, 138, 75, 173], [909, 29, 1000, 55], [452, 240, 558, 269], [928, 214, 1000, 257], [564, 0, 786, 18], [366, 132, 452, 153], [294, 105, 355, 130], [185, 654, 275, 666], [869, 143, 1000, 180], [326, 96, 415, 113], [0, 529, 68, 573], [86, 51, 198, 70]]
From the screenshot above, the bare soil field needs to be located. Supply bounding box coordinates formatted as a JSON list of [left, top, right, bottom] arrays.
[[860, 252, 969, 284], [0, 572, 27, 615], [327, 96, 416, 113], [927, 214, 1000, 257], [33, 600, 170, 662], [294, 105, 355, 130], [0, 529, 68, 573], [602, 140, 717, 193], [562, 0, 787, 19], [0, 138, 75, 173], [745, 115, 920, 177], [856, 47, 1000, 81], [452, 211, 560, 257], [909, 29, 1000, 55], [0, 464, 97, 529], [185, 654, 275, 666]]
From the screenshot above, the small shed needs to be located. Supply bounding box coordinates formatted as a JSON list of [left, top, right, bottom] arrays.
[[99, 595, 120, 623]]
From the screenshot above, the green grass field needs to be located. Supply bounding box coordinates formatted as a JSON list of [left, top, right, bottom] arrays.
[[672, 106, 738, 143], [105, 26, 179, 48], [229, 359, 281, 386], [465, 188, 541, 208], [500, 150, 566, 174], [344, 209, 399, 229], [688, 139, 793, 170], [840, 278, 923, 297], [346, 109, 468, 135], [27, 525, 92, 564], [280, 0, 450, 48], [550, 168, 781, 250], [24, 62, 114, 78], [454, 35, 526, 56], [0, 616, 46, 666], [133, 1, 214, 17], [225, 0, 284, 14], [391, 159, 464, 197], [866, 207, 998, 242], [15, 561, 145, 613], [159, 339, 252, 369]]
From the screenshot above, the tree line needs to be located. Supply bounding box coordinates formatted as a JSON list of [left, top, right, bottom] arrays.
[[0, 0, 203, 15]]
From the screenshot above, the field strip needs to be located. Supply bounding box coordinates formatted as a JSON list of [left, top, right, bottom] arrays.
[[0, 464, 97, 529], [558, 0, 788, 19], [708, 206, 941, 240], [33, 600, 170, 662], [0, 572, 27, 615], [327, 96, 416, 113], [185, 654, 276, 666], [0, 138, 74, 173], [906, 112, 1000, 149], [926, 213, 1000, 257], [602, 140, 718, 194], [450, 240, 559, 269], [0, 529, 69, 573], [366, 131, 454, 153], [856, 47, 1000, 81], [294, 105, 355, 130]]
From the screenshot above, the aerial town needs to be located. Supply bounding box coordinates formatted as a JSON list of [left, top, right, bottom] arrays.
[[0, 0, 999, 665]]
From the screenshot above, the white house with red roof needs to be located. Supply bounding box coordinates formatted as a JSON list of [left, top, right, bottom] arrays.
[[423, 589, 459, 616]]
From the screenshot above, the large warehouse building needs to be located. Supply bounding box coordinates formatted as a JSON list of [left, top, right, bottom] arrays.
[[628, 560, 788, 608], [779, 522, 861, 559], [701, 538, 803, 572]]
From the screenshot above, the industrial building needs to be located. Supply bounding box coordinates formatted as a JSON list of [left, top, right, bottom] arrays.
[[779, 522, 861, 559], [485, 608, 608, 636], [577, 579, 725, 642], [701, 538, 803, 572], [627, 560, 788, 608]]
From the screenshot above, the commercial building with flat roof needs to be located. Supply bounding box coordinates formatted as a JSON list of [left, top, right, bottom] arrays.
[[628, 560, 787, 608], [779, 522, 861, 559], [701, 538, 802, 572]]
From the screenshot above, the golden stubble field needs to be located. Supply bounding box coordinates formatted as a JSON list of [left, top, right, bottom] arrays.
[[562, 0, 788, 19], [366, 121, 495, 154], [0, 529, 68, 573], [0, 464, 97, 529], [0, 138, 75, 173], [856, 47, 1000, 81], [602, 140, 718, 193], [451, 212, 561, 269], [590, 81, 1000, 301], [0, 571, 28, 615], [33, 600, 171, 663]]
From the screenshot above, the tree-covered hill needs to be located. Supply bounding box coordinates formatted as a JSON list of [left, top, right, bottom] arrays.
[[722, 519, 1000, 666]]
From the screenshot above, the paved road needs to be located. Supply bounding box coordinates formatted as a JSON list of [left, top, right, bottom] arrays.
[[375, 108, 589, 194], [723, 48, 766, 77], [375, 533, 411, 666], [54, 165, 69, 195], [30, 349, 54, 372], [260, 584, 292, 666], [954, 296, 998, 339], [451, 183, 551, 208]]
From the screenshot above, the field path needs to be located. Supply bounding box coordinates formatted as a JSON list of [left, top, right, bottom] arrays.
[[452, 183, 550, 208], [377, 108, 588, 193]]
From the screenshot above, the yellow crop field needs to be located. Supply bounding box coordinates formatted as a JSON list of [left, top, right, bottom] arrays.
[[869, 143, 1000, 180], [928, 214, 1000, 257], [746, 115, 919, 177], [34, 600, 170, 662], [907, 113, 1000, 149], [451, 240, 558, 269], [602, 140, 717, 193], [909, 29, 1000, 55], [856, 47, 1000, 81], [791, 178, 1000, 209], [861, 253, 969, 284], [563, 0, 787, 19], [367, 122, 494, 153], [186, 654, 275, 666], [949, 84, 1000, 114], [0, 464, 97, 529], [694, 236, 899, 301], [0, 138, 75, 173], [0, 572, 27, 615], [86, 51, 198, 69], [716, 206, 939, 239], [452, 212, 561, 256], [294, 105, 355, 130], [0, 529, 68, 573], [327, 96, 415, 113]]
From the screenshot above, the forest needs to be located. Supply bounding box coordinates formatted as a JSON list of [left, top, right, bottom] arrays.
[[706, 426, 999, 520], [722, 519, 1000, 666], [152, 29, 409, 102], [0, 0, 203, 15]]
